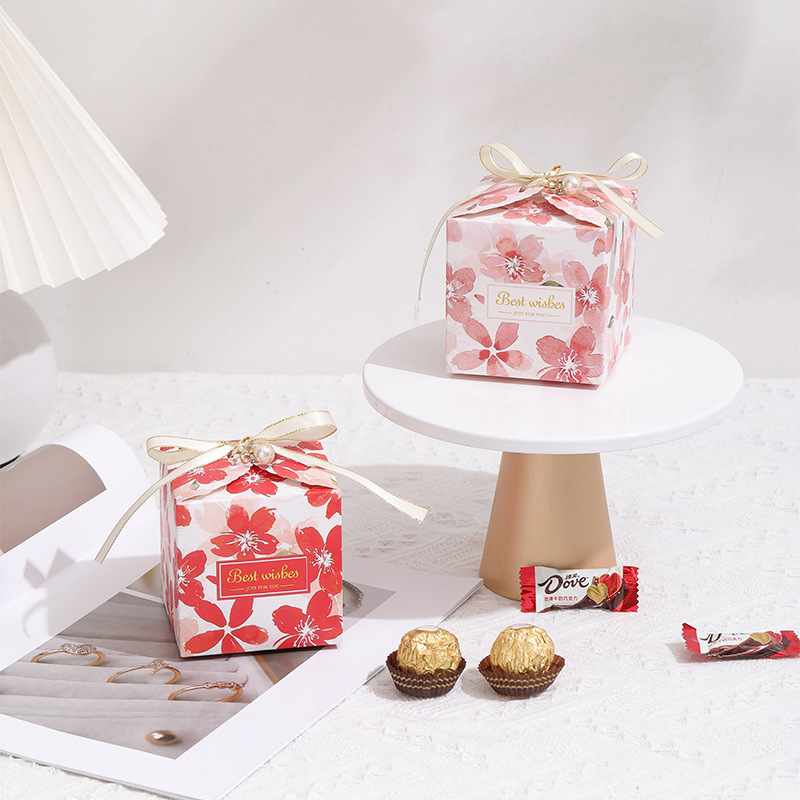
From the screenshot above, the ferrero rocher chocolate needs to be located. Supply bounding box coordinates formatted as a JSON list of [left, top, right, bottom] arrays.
[[489, 624, 554, 674], [396, 626, 462, 674]]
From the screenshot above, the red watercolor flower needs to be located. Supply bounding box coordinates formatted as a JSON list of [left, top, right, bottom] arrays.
[[171, 461, 229, 489], [562, 262, 610, 332], [272, 591, 343, 649], [177, 547, 206, 606], [270, 442, 327, 481], [226, 466, 286, 497], [296, 525, 342, 594], [176, 505, 191, 527], [305, 485, 341, 519], [536, 326, 604, 383], [184, 597, 269, 654], [480, 230, 545, 284], [451, 319, 533, 378], [211, 504, 279, 559], [445, 262, 476, 324]]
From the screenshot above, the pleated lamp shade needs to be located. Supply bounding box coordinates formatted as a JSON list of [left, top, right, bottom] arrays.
[[0, 8, 167, 293]]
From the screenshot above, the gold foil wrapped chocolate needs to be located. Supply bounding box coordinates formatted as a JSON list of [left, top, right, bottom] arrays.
[[489, 624, 555, 674], [396, 626, 462, 674]]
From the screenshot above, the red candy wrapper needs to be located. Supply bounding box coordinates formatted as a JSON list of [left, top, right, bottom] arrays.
[[520, 566, 639, 612], [682, 624, 800, 659]]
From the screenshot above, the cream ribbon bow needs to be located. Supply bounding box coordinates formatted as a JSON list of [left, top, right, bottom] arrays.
[[95, 410, 428, 564], [416, 142, 664, 316], [477, 143, 664, 238]]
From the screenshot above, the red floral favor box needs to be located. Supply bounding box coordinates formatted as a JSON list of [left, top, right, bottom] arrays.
[[444, 145, 661, 385], [159, 441, 343, 657]]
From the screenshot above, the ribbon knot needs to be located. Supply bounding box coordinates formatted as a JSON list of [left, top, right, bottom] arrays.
[[416, 142, 663, 317], [95, 410, 427, 564]]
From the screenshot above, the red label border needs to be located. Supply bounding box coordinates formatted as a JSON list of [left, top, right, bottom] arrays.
[[216, 556, 310, 600]]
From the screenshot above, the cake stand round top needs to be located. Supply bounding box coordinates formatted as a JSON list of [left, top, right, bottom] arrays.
[[362, 317, 743, 455]]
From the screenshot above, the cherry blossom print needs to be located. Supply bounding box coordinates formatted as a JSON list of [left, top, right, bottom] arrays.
[[176, 547, 206, 606], [210, 504, 279, 559], [446, 327, 458, 356], [615, 223, 635, 319], [170, 460, 229, 490], [476, 186, 514, 207], [503, 198, 563, 226], [445, 262, 476, 324], [176, 505, 191, 527], [273, 591, 343, 649], [305, 485, 342, 519], [451, 319, 533, 378], [269, 441, 327, 481], [480, 226, 545, 284], [296, 525, 342, 594], [536, 326, 605, 384], [452, 176, 509, 215], [562, 262, 610, 332], [226, 466, 286, 497], [184, 597, 269, 655], [575, 223, 614, 257]]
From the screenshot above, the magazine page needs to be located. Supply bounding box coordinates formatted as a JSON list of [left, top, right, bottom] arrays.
[[0, 554, 481, 800], [0, 424, 160, 663], [0, 424, 157, 608]]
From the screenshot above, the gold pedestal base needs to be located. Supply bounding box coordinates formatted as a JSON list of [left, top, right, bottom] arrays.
[[479, 452, 616, 600]]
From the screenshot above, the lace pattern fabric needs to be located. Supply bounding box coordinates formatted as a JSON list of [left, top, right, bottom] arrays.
[[1, 374, 797, 799]]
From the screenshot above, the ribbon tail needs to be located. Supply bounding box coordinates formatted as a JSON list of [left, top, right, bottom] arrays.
[[416, 184, 496, 324], [273, 446, 429, 522], [585, 177, 665, 238], [94, 443, 232, 563]]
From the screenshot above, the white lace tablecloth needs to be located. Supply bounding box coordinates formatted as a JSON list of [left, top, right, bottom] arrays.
[[2, 374, 798, 800]]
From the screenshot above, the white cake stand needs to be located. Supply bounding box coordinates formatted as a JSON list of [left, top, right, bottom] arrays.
[[362, 317, 743, 599]]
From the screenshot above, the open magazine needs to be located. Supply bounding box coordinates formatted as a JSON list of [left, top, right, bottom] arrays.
[[0, 425, 482, 800]]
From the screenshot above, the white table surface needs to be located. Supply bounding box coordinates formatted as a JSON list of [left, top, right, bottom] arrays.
[[363, 318, 744, 454], [2, 372, 798, 800]]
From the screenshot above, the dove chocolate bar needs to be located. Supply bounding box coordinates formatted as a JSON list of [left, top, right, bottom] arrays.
[[682, 624, 800, 659], [520, 566, 639, 612]]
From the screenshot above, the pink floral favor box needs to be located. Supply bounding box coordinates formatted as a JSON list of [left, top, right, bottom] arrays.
[[159, 441, 343, 658], [444, 145, 661, 385]]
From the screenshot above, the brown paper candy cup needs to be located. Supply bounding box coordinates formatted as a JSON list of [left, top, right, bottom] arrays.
[[478, 654, 565, 698], [386, 651, 466, 698]]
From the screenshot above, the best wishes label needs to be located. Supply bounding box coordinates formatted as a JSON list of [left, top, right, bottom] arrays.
[[486, 284, 574, 325], [216, 556, 310, 600]]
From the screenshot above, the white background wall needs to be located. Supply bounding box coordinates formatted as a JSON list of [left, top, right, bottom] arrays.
[[8, 0, 799, 377]]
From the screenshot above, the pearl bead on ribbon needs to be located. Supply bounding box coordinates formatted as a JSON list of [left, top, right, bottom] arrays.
[[95, 410, 428, 564], [477, 143, 664, 238]]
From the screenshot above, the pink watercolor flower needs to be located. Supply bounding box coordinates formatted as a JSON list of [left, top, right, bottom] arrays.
[[536, 326, 605, 383], [562, 263, 610, 332], [185, 597, 269, 655], [503, 198, 562, 225], [445, 262, 476, 324], [273, 591, 343, 649], [451, 319, 533, 378], [210, 504, 279, 560], [480, 228, 545, 284], [575, 223, 614, 257]]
